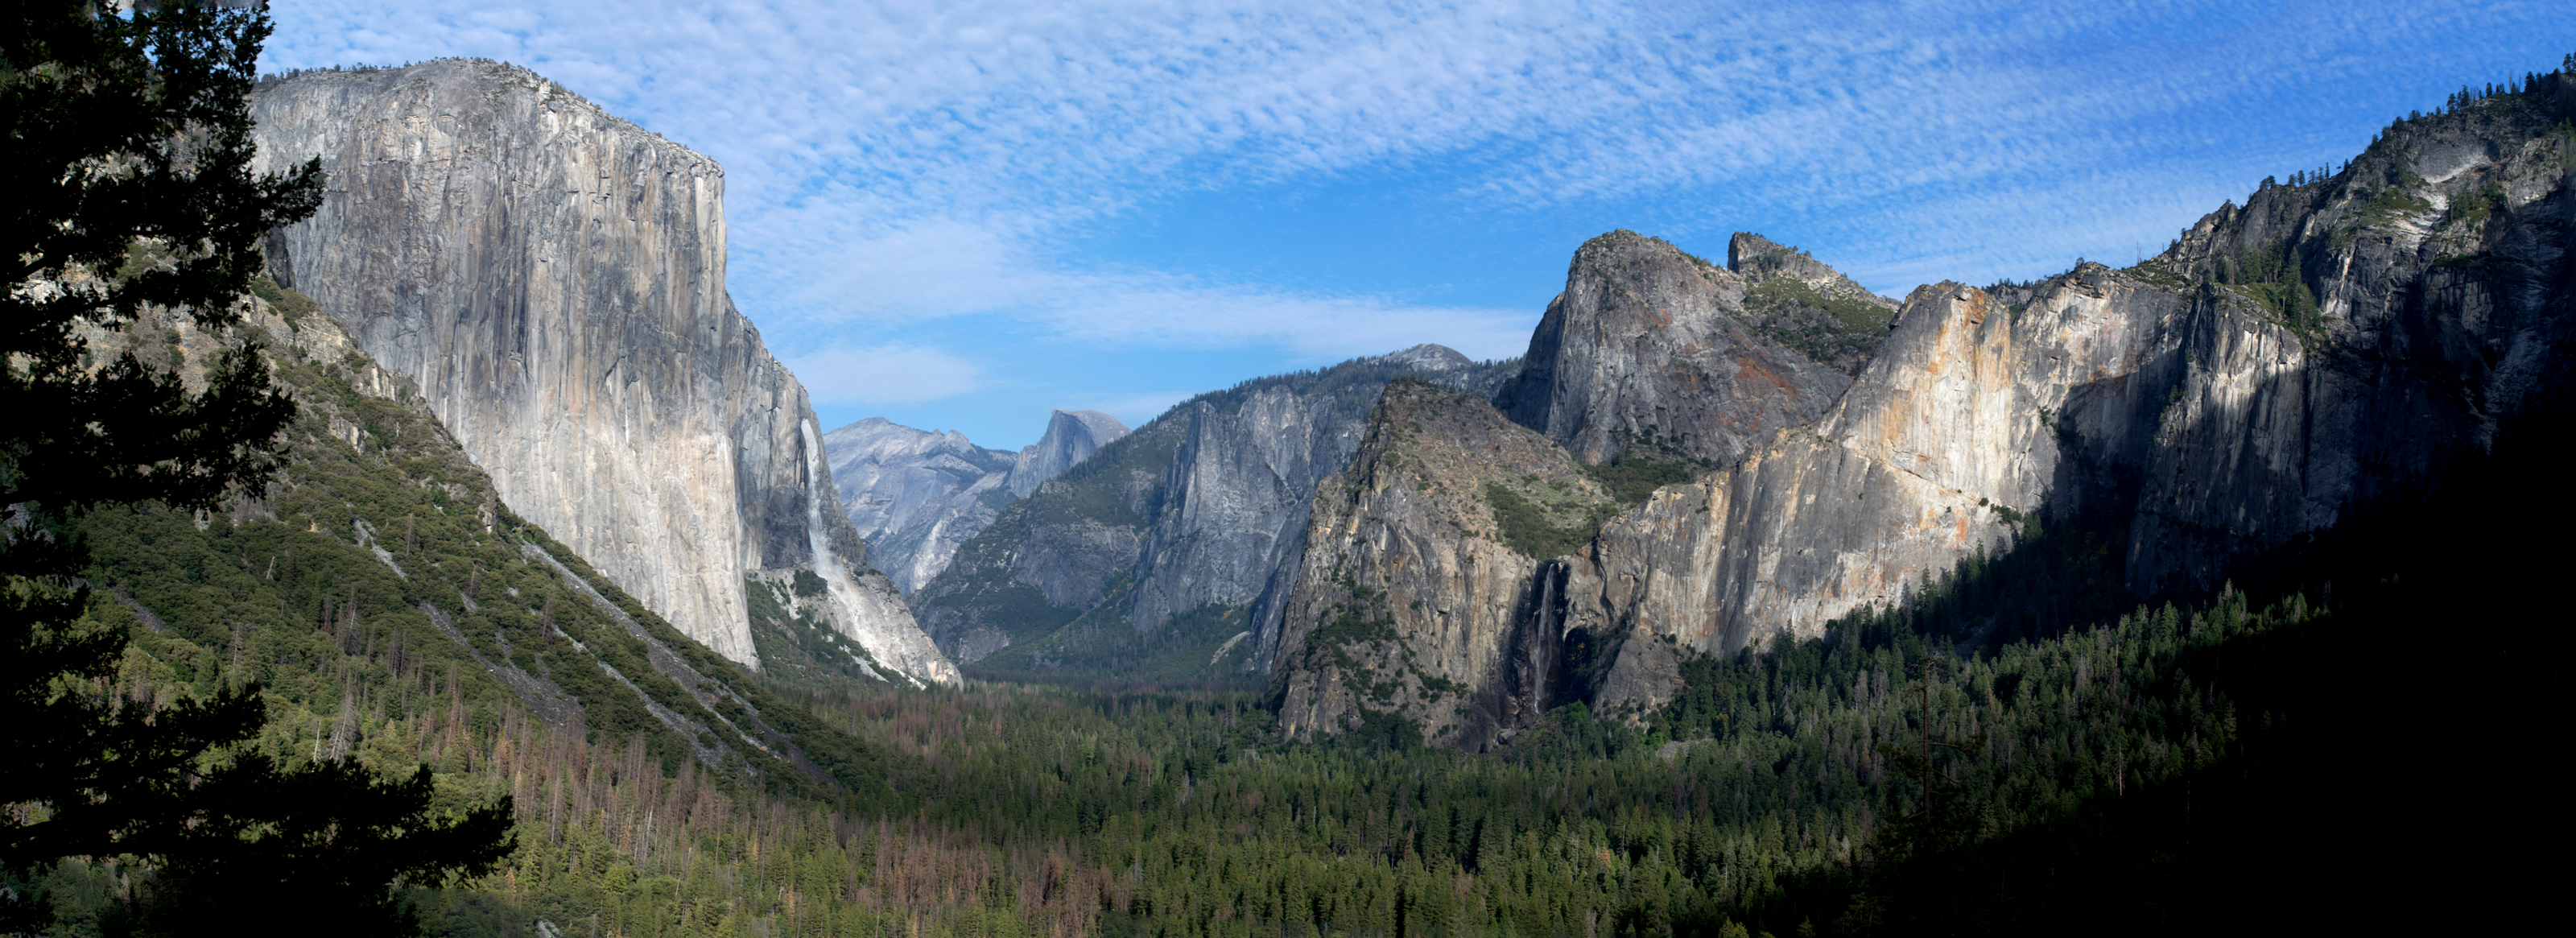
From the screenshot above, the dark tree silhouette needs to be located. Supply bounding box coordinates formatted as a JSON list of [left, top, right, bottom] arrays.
[[2, 3, 510, 934]]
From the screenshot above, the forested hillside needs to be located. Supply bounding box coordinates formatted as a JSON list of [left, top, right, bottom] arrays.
[[16, 52, 2565, 938], [914, 350, 1520, 688], [27, 284, 2550, 936]]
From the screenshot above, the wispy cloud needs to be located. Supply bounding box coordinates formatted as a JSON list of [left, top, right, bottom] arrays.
[[788, 345, 985, 405], [774, 225, 1534, 361], [258, 0, 2568, 432]]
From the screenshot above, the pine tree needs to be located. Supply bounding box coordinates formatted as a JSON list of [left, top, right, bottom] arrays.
[[2, 3, 510, 934]]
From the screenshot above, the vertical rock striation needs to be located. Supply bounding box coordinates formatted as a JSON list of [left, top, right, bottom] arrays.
[[1271, 80, 2574, 741], [912, 347, 1517, 675], [248, 60, 953, 682]]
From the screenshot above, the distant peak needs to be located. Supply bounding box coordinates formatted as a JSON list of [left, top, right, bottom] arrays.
[[1373, 343, 1475, 373], [1050, 409, 1131, 440], [1007, 409, 1131, 498]]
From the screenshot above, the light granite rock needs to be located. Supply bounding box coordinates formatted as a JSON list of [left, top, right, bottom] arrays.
[[1272, 81, 2576, 738], [824, 418, 1018, 595], [824, 410, 1129, 595], [248, 60, 954, 683], [912, 347, 1518, 671], [1008, 410, 1131, 498], [1558, 85, 2575, 715]]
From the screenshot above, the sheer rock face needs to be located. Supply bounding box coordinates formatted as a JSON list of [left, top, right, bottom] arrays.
[[1555, 91, 2575, 715], [248, 60, 954, 683], [1130, 384, 1363, 640], [824, 410, 1128, 595], [913, 348, 1517, 670], [1275, 85, 2575, 741], [1008, 410, 1131, 498], [1554, 276, 2171, 716], [1492, 229, 1854, 465], [1272, 381, 1607, 750]]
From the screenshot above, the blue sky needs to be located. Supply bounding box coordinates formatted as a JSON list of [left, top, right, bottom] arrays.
[[259, 1, 2570, 450]]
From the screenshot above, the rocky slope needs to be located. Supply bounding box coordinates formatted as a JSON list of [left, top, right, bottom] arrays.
[[824, 410, 1128, 594], [247, 60, 953, 684], [1728, 232, 1902, 374], [1492, 230, 1857, 465], [1269, 75, 2576, 742], [912, 345, 1516, 677], [76, 281, 886, 790], [1270, 380, 1617, 749], [824, 419, 1018, 595]]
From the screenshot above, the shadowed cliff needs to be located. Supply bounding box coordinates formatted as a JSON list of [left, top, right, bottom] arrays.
[[1267, 73, 2576, 743]]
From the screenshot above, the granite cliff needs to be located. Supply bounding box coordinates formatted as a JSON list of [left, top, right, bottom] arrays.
[[1269, 234, 1870, 742], [1268, 76, 2575, 742], [1270, 380, 1618, 748], [824, 409, 1128, 594], [1009, 409, 1131, 498], [1492, 230, 1858, 465], [912, 345, 1516, 678], [76, 278, 891, 788], [247, 60, 954, 684]]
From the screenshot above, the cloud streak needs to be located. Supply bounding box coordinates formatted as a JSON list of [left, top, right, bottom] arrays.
[[256, 0, 2568, 433], [788, 345, 985, 405]]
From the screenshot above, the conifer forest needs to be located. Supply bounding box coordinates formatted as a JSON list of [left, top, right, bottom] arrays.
[[5, 3, 2565, 936]]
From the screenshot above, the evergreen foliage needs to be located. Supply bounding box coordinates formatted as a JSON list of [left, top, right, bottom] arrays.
[[919, 354, 1519, 688], [1481, 480, 1616, 561], [1579, 448, 1710, 506], [1736, 276, 1895, 374], [14, 39, 2565, 938], [2, 3, 515, 933]]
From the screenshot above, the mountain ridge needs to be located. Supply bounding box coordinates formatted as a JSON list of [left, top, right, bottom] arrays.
[[824, 409, 1129, 594], [910, 345, 1520, 680], [246, 59, 955, 684], [1265, 72, 2576, 741]]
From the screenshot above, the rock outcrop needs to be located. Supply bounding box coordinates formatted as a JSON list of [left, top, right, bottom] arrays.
[[1270, 79, 2575, 741], [824, 410, 1127, 594], [1727, 233, 1902, 374], [824, 419, 1019, 595], [1007, 410, 1130, 498], [249, 60, 954, 684], [1271, 380, 1615, 749], [1492, 230, 1856, 465], [912, 348, 1517, 676]]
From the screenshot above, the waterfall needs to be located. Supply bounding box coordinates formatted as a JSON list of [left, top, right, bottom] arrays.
[[1533, 561, 1557, 715]]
